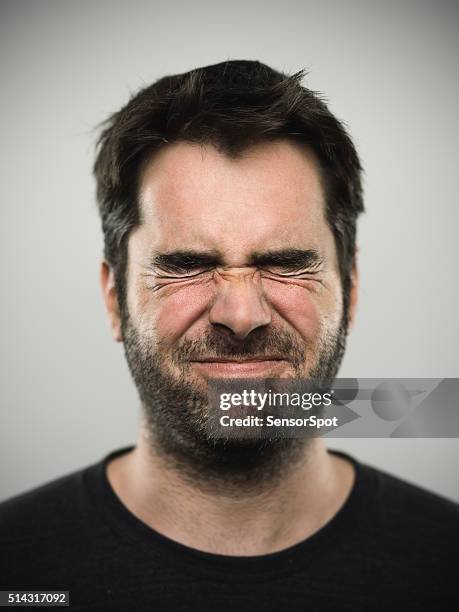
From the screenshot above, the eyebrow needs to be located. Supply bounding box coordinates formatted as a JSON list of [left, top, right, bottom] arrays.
[[149, 248, 324, 271], [149, 250, 223, 270], [250, 248, 324, 269]]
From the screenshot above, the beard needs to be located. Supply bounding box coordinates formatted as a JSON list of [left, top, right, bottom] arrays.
[[122, 310, 348, 495]]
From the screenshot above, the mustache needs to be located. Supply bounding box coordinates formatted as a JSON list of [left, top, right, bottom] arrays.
[[168, 327, 307, 367]]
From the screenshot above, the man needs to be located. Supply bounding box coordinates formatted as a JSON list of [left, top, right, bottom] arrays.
[[1, 60, 458, 611]]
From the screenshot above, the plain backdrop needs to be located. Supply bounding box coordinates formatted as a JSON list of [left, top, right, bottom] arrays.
[[1, 0, 458, 503]]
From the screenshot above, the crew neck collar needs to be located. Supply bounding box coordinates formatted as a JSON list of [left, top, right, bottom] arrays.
[[84, 445, 373, 580]]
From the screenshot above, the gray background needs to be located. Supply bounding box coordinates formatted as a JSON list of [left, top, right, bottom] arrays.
[[1, 0, 458, 503]]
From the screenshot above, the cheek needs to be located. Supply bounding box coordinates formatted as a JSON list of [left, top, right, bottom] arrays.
[[263, 280, 339, 341], [145, 283, 214, 343], [129, 274, 342, 346]]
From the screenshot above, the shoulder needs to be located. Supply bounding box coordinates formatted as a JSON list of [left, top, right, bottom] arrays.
[[0, 462, 105, 586], [354, 457, 459, 567], [333, 455, 459, 605], [333, 449, 459, 527], [364, 461, 459, 524], [0, 447, 131, 551], [0, 464, 96, 547]]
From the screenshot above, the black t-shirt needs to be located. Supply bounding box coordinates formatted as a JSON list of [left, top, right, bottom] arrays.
[[1, 446, 458, 611]]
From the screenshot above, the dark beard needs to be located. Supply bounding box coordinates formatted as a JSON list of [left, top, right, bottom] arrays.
[[122, 315, 347, 495]]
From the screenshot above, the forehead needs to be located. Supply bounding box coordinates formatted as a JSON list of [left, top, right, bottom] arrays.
[[136, 140, 333, 263]]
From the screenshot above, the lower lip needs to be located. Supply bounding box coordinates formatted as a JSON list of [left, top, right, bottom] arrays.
[[191, 360, 289, 377]]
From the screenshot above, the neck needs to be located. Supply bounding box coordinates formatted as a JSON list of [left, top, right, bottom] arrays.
[[107, 429, 355, 556]]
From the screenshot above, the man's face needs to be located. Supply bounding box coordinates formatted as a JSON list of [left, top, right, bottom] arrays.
[[102, 139, 356, 481]]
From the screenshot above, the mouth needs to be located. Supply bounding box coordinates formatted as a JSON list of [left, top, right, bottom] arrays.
[[190, 356, 289, 377]]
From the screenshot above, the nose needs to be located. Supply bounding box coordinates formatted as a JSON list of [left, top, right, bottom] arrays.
[[208, 267, 272, 340]]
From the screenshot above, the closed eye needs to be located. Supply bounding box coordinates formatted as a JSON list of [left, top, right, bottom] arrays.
[[260, 267, 322, 277], [155, 268, 211, 278]]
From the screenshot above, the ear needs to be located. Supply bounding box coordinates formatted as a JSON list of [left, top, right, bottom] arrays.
[[100, 261, 123, 342], [347, 252, 359, 332]]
